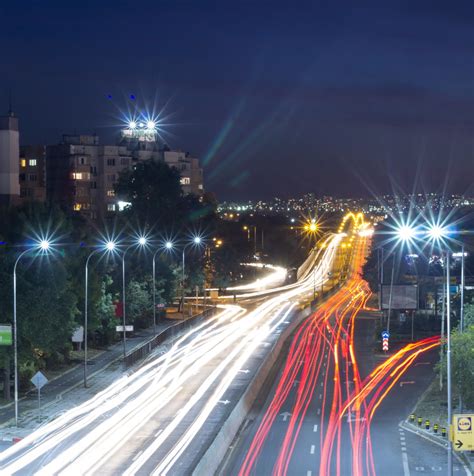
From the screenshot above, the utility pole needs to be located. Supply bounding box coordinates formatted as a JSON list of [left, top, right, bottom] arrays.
[[446, 252, 453, 476]]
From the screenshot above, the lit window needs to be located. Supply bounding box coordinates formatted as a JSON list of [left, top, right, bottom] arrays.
[[107, 204, 116, 211], [180, 177, 191, 185], [106, 190, 115, 197], [73, 203, 82, 211], [198, 184, 204, 190], [29, 159, 37, 166], [72, 173, 82, 180], [20, 159, 26, 168]]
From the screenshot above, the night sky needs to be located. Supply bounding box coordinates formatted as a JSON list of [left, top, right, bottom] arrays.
[[1, 1, 473, 201]]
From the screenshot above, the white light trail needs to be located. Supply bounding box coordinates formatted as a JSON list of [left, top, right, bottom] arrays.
[[0, 233, 345, 475]]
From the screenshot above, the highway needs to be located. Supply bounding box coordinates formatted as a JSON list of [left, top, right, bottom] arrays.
[[222, 236, 468, 476], [0, 218, 354, 474]]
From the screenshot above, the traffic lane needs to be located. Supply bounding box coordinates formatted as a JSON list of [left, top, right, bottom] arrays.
[[284, 346, 335, 476], [369, 348, 439, 476], [222, 324, 334, 476], [97, 306, 300, 475]]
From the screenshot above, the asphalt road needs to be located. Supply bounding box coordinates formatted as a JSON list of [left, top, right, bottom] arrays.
[[221, 302, 465, 476]]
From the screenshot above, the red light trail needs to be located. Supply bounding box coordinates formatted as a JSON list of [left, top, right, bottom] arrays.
[[238, 236, 440, 476]]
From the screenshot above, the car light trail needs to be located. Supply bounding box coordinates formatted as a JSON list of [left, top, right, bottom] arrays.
[[238, 232, 441, 476], [0, 221, 351, 474]]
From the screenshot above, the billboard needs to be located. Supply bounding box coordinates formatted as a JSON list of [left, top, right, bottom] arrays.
[[380, 285, 418, 310]]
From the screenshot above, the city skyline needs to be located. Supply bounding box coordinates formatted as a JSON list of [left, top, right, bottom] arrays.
[[1, 1, 473, 200]]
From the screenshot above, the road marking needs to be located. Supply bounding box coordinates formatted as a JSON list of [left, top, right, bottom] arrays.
[[218, 400, 230, 405], [310, 445, 315, 454], [307, 471, 312, 476], [414, 362, 430, 366], [280, 412, 291, 421], [132, 450, 144, 462], [313, 424, 318, 433], [399, 381, 415, 387], [319, 394, 322, 399], [320, 382, 323, 387], [317, 408, 321, 415], [155, 429, 163, 437], [402, 451, 410, 476]]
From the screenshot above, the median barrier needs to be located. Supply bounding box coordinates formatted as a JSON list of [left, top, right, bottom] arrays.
[[193, 304, 314, 475], [124, 307, 216, 368]]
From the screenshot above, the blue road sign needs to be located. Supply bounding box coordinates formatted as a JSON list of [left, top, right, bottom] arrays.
[[381, 331, 390, 339]]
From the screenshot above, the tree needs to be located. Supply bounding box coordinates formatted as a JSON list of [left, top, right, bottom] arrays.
[[126, 279, 152, 328]]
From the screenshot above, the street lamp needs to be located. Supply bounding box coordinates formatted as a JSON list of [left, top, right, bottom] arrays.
[[13, 238, 52, 427], [152, 241, 174, 336], [84, 240, 116, 388], [181, 236, 203, 314], [122, 236, 148, 359]]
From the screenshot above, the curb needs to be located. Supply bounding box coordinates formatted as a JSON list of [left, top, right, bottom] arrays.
[[400, 421, 473, 474]]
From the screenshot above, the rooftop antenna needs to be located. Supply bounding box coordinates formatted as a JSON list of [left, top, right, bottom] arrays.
[[8, 89, 14, 117]]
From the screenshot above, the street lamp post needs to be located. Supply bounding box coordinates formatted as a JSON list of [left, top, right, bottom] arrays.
[[13, 240, 50, 427], [446, 251, 453, 476], [83, 240, 115, 388], [122, 237, 147, 359], [181, 237, 202, 315], [152, 241, 173, 336], [84, 249, 98, 388]]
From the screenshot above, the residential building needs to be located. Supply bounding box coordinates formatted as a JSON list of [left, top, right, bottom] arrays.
[[19, 145, 46, 202], [0, 111, 20, 205], [43, 131, 204, 219]]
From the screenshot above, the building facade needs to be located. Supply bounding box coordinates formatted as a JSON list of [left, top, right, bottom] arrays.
[[19, 145, 47, 202], [43, 132, 204, 219], [0, 112, 20, 205]]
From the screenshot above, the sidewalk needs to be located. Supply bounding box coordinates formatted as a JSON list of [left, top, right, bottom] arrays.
[[0, 318, 178, 436]]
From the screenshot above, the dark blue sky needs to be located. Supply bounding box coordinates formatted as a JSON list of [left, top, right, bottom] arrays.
[[1, 1, 473, 200]]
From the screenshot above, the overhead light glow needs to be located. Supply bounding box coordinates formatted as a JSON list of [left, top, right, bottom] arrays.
[[193, 236, 202, 244], [146, 120, 156, 130], [427, 224, 448, 241], [396, 224, 416, 242], [165, 241, 174, 250], [39, 240, 50, 251], [138, 237, 147, 246], [105, 241, 116, 251], [129, 121, 137, 130]]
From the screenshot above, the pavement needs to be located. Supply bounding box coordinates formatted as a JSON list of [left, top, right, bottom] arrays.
[[0, 318, 178, 441]]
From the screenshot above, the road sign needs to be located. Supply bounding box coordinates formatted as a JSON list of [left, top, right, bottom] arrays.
[[31, 371, 48, 390], [71, 326, 84, 343], [381, 331, 389, 339], [452, 414, 474, 451], [31, 371, 48, 422], [0, 325, 12, 346], [116, 325, 134, 332]]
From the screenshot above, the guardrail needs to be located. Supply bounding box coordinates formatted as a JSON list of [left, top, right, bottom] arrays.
[[124, 307, 217, 368]]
